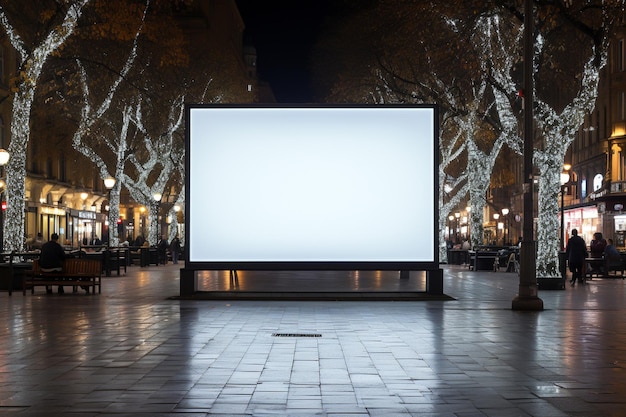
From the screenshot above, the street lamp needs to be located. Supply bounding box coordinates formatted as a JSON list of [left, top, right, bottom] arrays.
[[0, 149, 9, 251], [153, 192, 162, 244], [104, 177, 116, 249], [493, 213, 500, 244], [139, 206, 146, 238], [560, 168, 571, 251], [0, 149, 9, 166], [501, 208, 510, 245]]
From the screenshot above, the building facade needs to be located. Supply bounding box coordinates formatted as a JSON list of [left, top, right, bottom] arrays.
[[564, 17, 626, 248]]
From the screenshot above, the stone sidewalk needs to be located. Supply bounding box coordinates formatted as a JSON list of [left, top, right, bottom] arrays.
[[0, 263, 624, 416]]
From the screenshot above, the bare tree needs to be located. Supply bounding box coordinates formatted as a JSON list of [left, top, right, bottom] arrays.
[[0, 0, 90, 250]]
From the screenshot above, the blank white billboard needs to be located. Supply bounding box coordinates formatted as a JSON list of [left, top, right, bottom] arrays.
[[186, 105, 438, 269]]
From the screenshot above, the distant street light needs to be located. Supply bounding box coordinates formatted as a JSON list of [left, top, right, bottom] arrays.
[[501, 208, 510, 245], [104, 177, 116, 249], [153, 192, 162, 243], [493, 213, 500, 244], [0, 149, 9, 166]]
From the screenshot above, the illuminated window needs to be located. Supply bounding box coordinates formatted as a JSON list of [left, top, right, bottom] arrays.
[[593, 174, 603, 191]]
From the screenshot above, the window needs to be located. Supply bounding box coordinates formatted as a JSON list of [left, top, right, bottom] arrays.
[[46, 157, 53, 179], [593, 174, 604, 192], [581, 178, 587, 199], [0, 46, 4, 84], [59, 154, 66, 182]]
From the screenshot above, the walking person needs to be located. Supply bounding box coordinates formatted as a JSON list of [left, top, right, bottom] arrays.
[[170, 235, 181, 264], [157, 236, 169, 265], [565, 228, 588, 286]]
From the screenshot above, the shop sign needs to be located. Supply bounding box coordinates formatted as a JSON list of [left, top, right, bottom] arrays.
[[77, 210, 96, 220], [40, 206, 66, 216]]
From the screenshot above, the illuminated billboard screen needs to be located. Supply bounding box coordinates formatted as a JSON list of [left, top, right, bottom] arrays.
[[185, 105, 438, 270]]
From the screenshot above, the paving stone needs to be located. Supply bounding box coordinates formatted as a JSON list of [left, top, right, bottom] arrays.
[[1, 264, 625, 415]]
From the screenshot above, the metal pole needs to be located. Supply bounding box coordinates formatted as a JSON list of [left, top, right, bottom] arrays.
[[560, 187, 565, 251], [513, 0, 543, 310]]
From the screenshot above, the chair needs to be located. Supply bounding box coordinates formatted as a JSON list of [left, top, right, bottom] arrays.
[[506, 253, 519, 273]]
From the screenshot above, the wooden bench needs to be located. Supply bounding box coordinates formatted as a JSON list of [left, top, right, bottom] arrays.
[[25, 258, 102, 295], [468, 250, 499, 271]]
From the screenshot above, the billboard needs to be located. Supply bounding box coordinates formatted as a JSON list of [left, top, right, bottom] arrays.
[[185, 105, 438, 270]]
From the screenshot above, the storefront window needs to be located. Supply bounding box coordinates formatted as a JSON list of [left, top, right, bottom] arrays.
[[593, 174, 603, 191], [615, 214, 626, 247], [564, 206, 599, 247]]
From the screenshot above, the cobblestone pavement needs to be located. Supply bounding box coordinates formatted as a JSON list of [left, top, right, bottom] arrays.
[[0, 263, 625, 416]]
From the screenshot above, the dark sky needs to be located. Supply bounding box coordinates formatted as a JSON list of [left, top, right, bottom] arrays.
[[236, 0, 333, 103]]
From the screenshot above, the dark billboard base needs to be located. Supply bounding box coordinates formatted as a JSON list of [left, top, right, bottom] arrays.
[[173, 291, 454, 301], [179, 269, 447, 299]]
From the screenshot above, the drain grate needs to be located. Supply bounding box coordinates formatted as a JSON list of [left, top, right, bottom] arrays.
[[272, 333, 322, 338]]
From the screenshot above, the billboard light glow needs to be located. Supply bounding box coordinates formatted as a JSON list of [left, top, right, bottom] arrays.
[[186, 105, 438, 270]]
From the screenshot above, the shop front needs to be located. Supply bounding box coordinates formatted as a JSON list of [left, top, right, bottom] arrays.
[[69, 209, 107, 247], [39, 205, 67, 244], [562, 204, 600, 247]]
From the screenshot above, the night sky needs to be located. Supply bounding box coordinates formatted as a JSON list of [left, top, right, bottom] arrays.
[[235, 0, 333, 103]]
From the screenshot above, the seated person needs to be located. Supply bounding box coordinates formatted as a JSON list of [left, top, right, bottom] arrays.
[[604, 238, 620, 261], [604, 239, 623, 275], [590, 232, 607, 257], [39, 233, 66, 294], [589, 232, 607, 275]]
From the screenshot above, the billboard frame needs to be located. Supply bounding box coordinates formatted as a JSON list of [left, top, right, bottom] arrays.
[[181, 103, 441, 295]]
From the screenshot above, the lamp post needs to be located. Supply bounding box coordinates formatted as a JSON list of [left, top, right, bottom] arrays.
[[493, 213, 500, 244], [466, 205, 471, 246], [454, 212, 460, 244], [104, 177, 116, 249], [560, 168, 571, 251], [152, 192, 162, 244], [139, 206, 146, 238], [80, 192, 89, 244], [0, 149, 10, 251], [501, 208, 509, 245]]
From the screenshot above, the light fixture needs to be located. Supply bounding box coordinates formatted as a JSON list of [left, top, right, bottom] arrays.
[[0, 149, 10, 166], [104, 177, 116, 190], [153, 192, 162, 202], [80, 192, 88, 200], [501, 208, 509, 216]]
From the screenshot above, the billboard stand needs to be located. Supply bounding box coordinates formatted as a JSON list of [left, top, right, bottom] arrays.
[[427, 269, 444, 295], [183, 104, 445, 300], [180, 268, 197, 295]]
